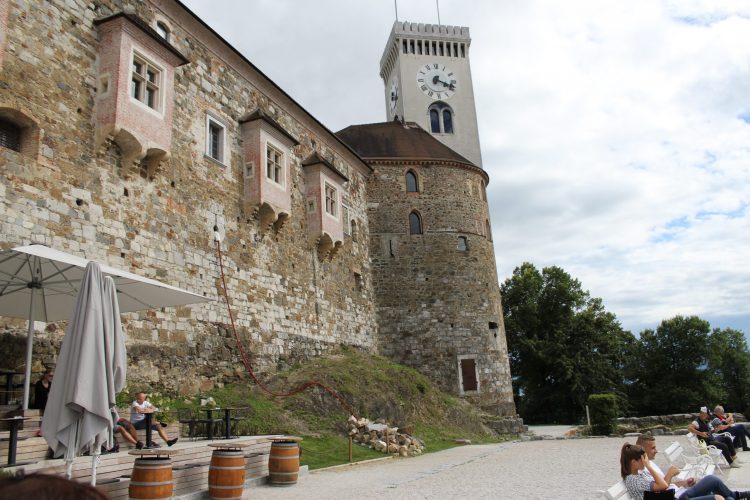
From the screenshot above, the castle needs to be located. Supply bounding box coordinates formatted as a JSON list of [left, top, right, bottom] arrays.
[[0, 0, 516, 418]]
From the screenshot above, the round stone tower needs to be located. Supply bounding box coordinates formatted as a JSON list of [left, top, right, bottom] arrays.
[[337, 121, 515, 416]]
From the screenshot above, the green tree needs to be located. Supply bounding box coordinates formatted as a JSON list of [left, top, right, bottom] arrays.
[[708, 327, 750, 414], [629, 315, 720, 415], [501, 263, 633, 424]]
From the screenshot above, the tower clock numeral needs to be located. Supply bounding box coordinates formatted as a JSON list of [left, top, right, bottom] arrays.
[[428, 91, 434, 97], [418, 78, 424, 82], [433, 63, 438, 69], [424, 65, 430, 70], [436, 93, 442, 99], [420, 85, 427, 91]]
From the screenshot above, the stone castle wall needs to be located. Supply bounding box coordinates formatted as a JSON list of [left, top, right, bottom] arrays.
[[367, 161, 515, 415], [0, 0, 376, 394], [0, 0, 517, 418]]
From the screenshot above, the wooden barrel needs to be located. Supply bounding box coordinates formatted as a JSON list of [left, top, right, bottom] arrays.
[[268, 441, 300, 486], [129, 457, 173, 500], [208, 449, 246, 499]]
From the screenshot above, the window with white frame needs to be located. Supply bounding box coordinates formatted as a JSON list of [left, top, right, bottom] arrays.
[[206, 116, 226, 163], [325, 183, 337, 217], [266, 144, 283, 184], [131, 53, 161, 110]]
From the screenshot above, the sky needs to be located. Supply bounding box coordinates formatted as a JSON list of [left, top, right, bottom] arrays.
[[182, 0, 750, 336]]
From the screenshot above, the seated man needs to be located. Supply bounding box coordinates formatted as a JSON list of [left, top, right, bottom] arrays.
[[688, 406, 738, 467], [635, 432, 750, 500], [713, 405, 750, 451], [114, 418, 143, 450], [130, 392, 178, 447]]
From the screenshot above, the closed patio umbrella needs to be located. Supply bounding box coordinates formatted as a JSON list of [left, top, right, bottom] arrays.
[[0, 244, 210, 410], [41, 262, 123, 483]]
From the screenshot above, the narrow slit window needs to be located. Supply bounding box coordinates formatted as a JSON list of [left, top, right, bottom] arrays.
[[405, 170, 418, 192], [409, 211, 422, 235]]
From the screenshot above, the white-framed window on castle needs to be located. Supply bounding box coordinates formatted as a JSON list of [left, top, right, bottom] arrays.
[[405, 169, 418, 193], [457, 355, 479, 394], [457, 236, 468, 251], [342, 205, 351, 236], [265, 144, 283, 184], [325, 183, 338, 217], [206, 115, 226, 163], [428, 102, 454, 134], [131, 53, 161, 110], [409, 211, 423, 235]]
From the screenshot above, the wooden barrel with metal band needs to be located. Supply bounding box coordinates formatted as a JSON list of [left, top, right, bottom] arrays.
[[208, 448, 246, 499], [129, 457, 173, 500], [268, 437, 302, 486]]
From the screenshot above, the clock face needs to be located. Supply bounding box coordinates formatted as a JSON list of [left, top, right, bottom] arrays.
[[416, 63, 457, 99], [389, 78, 399, 114]]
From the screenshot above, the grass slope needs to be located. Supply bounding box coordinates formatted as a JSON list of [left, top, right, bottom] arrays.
[[167, 348, 510, 469]]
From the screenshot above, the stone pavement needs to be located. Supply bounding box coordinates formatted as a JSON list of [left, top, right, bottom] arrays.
[[249, 434, 750, 499]]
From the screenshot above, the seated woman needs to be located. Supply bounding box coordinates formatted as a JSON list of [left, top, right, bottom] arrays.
[[620, 442, 750, 500]]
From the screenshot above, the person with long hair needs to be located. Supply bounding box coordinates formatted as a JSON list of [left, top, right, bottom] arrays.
[[620, 441, 750, 500]]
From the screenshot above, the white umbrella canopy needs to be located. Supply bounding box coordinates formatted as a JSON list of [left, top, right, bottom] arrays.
[[0, 244, 211, 409], [41, 262, 126, 483]]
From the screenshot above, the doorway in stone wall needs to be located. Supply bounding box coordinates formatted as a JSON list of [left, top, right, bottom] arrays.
[[457, 355, 479, 394]]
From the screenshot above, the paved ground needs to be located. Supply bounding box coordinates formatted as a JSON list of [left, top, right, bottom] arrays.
[[250, 434, 750, 499]]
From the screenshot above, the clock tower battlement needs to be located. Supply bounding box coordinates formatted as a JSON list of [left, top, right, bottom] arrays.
[[380, 21, 482, 168]]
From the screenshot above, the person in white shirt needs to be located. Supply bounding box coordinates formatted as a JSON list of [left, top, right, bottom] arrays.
[[634, 432, 750, 500], [127, 392, 177, 447]]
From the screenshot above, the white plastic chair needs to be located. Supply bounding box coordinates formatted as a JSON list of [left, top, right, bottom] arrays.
[[600, 480, 634, 500], [687, 433, 729, 471], [664, 440, 715, 479]]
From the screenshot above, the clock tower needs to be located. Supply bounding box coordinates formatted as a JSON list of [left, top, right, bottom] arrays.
[[380, 21, 483, 167]]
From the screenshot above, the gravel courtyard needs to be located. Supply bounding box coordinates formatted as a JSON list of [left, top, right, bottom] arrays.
[[251, 432, 750, 499]]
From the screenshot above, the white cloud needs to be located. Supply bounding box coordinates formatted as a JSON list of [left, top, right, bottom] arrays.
[[183, 0, 750, 334]]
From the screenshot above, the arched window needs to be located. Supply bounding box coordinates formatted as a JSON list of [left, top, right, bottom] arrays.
[[429, 109, 440, 133], [427, 102, 454, 134], [405, 170, 418, 192], [409, 211, 423, 235], [485, 220, 492, 241], [442, 109, 453, 133], [155, 21, 171, 42]]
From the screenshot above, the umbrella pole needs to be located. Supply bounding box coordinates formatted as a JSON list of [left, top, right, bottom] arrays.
[[91, 453, 98, 486], [21, 287, 37, 411]]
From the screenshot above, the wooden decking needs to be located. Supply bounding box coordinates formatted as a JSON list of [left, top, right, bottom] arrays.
[[2, 435, 282, 499]]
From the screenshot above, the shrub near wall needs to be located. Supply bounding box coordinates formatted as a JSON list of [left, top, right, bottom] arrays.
[[588, 393, 618, 435]]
